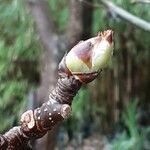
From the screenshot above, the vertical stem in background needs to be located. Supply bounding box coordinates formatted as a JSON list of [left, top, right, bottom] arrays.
[[126, 48, 132, 103], [120, 34, 128, 108], [125, 27, 133, 103], [122, 37, 132, 105], [113, 57, 119, 123], [119, 31, 132, 122], [106, 69, 115, 133]]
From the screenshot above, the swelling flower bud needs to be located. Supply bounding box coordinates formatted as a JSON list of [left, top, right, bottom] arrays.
[[59, 30, 114, 83]]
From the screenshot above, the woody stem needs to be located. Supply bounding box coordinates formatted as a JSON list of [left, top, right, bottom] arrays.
[[0, 76, 82, 150]]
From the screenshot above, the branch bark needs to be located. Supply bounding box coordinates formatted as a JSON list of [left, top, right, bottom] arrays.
[[100, 0, 150, 31], [131, 0, 150, 4], [0, 75, 82, 150]]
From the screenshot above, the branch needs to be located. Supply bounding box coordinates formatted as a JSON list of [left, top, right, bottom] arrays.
[[0, 30, 114, 149], [99, 0, 150, 31], [131, 0, 150, 4], [0, 77, 81, 150]]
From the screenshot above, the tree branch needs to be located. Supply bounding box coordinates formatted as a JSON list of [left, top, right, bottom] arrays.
[[99, 0, 150, 31], [131, 0, 150, 4], [26, 0, 58, 53], [0, 77, 81, 150]]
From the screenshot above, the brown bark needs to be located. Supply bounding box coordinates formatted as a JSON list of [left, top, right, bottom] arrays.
[[0, 73, 82, 150], [113, 58, 120, 123]]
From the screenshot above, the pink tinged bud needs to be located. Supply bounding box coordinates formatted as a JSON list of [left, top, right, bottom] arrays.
[[65, 41, 93, 74], [59, 30, 114, 83]]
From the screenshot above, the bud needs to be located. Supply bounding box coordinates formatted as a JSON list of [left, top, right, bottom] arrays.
[[59, 30, 114, 83]]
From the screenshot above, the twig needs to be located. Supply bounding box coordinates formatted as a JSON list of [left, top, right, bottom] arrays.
[[99, 0, 150, 31], [131, 0, 150, 4]]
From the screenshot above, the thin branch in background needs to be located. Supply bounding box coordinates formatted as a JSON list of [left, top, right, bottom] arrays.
[[99, 0, 150, 31], [131, 0, 150, 4], [79, 0, 150, 31]]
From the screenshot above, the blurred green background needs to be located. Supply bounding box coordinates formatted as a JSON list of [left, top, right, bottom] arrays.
[[0, 0, 150, 149]]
